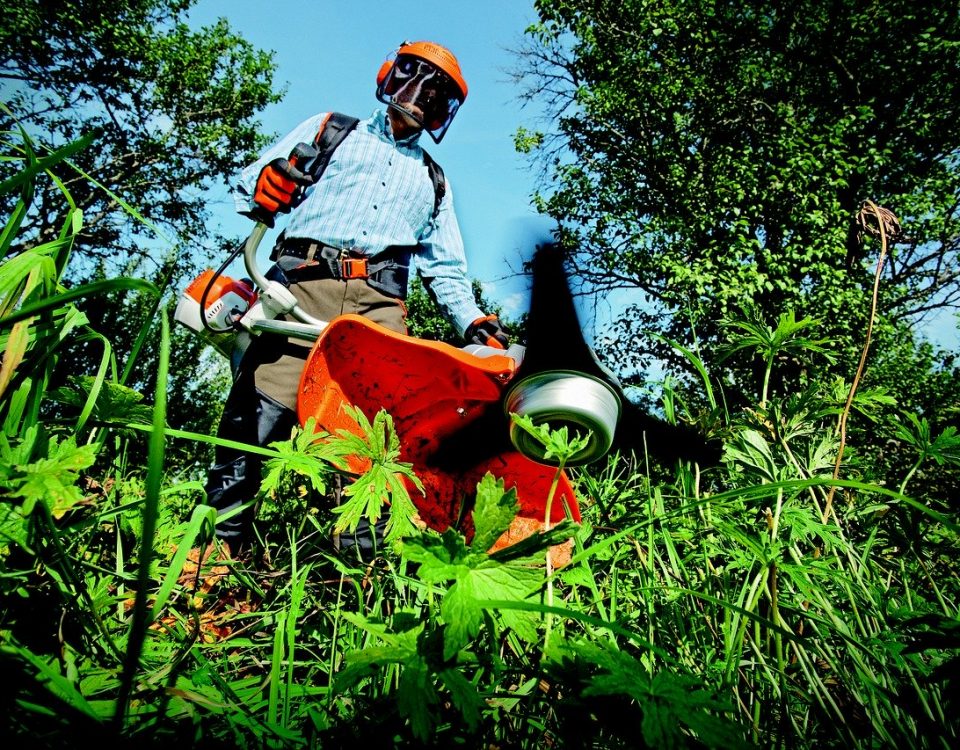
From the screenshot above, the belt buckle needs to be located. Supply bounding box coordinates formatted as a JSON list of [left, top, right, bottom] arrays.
[[339, 249, 368, 279]]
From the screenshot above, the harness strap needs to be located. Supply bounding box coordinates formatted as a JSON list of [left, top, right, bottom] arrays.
[[313, 112, 445, 220], [421, 148, 446, 221], [309, 112, 360, 180], [276, 239, 413, 300]]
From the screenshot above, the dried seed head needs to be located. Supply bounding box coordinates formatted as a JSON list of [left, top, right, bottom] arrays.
[[857, 202, 906, 243]]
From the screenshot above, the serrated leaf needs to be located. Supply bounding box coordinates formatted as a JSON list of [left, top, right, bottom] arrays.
[[397, 657, 437, 741], [261, 417, 346, 498], [438, 667, 484, 730], [402, 529, 475, 580], [548, 640, 747, 749], [50, 375, 154, 426], [335, 614, 423, 689], [440, 574, 485, 656], [441, 559, 543, 658], [470, 473, 520, 552], [330, 405, 423, 548], [2, 434, 96, 518], [509, 412, 591, 464], [0, 501, 29, 551]]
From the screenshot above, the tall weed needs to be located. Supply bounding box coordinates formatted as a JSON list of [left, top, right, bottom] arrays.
[[0, 127, 956, 748]]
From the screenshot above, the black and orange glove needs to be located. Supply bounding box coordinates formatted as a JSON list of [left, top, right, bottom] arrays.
[[465, 314, 510, 349], [247, 147, 316, 226]]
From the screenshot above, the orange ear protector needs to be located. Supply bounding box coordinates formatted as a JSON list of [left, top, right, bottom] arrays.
[[376, 41, 407, 90]]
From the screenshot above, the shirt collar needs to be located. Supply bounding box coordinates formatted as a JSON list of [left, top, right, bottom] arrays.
[[371, 108, 422, 146]]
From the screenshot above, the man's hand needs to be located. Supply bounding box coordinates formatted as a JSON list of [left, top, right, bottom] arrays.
[[249, 155, 315, 226], [465, 314, 510, 349]]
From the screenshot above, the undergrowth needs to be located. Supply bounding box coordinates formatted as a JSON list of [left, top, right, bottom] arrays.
[[1, 120, 958, 750]]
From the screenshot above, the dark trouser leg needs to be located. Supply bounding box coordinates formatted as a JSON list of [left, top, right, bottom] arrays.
[[204, 365, 298, 548], [205, 269, 408, 556]]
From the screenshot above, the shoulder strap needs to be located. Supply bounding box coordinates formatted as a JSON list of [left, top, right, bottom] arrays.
[[308, 112, 360, 181], [421, 148, 446, 221]]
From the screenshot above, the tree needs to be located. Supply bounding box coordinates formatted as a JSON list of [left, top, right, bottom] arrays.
[[512, 0, 960, 397], [0, 0, 282, 282], [0, 1, 283, 471]]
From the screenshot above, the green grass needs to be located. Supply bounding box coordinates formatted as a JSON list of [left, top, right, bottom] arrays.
[[1, 125, 958, 749]]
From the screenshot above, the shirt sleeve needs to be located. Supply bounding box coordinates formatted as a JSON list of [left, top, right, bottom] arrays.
[[233, 113, 330, 216], [415, 179, 486, 337]]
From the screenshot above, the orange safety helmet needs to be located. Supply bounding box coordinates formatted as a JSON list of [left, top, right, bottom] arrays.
[[376, 40, 468, 143]]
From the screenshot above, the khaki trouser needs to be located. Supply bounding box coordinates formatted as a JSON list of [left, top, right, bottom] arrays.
[[246, 275, 407, 411]]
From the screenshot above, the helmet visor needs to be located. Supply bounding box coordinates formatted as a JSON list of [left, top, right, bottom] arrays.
[[379, 54, 464, 142]]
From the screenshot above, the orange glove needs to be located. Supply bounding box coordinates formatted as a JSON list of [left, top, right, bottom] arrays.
[[465, 314, 509, 349], [246, 147, 317, 226]]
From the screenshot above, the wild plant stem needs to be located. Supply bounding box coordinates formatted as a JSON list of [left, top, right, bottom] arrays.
[[113, 314, 168, 728], [824, 199, 888, 523], [898, 459, 922, 495], [761, 356, 773, 408], [542, 464, 563, 652]]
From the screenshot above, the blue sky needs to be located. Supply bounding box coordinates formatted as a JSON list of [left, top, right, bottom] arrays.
[[188, 0, 552, 319]]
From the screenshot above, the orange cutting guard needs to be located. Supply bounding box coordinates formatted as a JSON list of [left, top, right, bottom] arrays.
[[297, 315, 580, 550]]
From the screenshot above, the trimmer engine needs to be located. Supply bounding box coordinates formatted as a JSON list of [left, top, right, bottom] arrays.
[[173, 270, 256, 358]]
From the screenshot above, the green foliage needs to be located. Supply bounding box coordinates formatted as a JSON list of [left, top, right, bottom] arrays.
[[510, 412, 593, 466], [0, 0, 272, 481], [334, 473, 577, 741], [894, 414, 960, 494], [0, 16, 957, 750], [51, 375, 155, 432], [544, 639, 749, 749], [260, 416, 344, 501], [515, 0, 960, 411], [404, 275, 462, 343], [719, 309, 834, 405], [328, 405, 424, 548], [0, 426, 96, 519], [403, 474, 574, 658], [405, 275, 513, 344], [0, 0, 283, 280]]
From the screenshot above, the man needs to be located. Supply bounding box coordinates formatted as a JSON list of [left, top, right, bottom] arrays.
[[204, 40, 509, 556]]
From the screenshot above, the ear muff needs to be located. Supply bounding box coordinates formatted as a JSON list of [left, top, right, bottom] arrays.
[[376, 43, 406, 91], [376, 58, 393, 90]]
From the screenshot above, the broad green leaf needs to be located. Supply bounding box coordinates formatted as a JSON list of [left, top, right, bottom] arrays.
[[2, 433, 96, 518], [470, 473, 521, 552], [441, 560, 544, 657], [402, 529, 475, 581]]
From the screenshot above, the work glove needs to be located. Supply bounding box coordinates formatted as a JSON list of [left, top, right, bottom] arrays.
[[465, 314, 510, 349], [247, 146, 316, 226]]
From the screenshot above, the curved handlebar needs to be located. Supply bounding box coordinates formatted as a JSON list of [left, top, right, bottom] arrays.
[[243, 222, 328, 330]]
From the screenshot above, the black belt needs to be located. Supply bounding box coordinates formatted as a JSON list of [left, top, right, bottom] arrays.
[[273, 238, 412, 299]]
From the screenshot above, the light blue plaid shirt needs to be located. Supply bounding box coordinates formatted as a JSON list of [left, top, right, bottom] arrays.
[[234, 109, 485, 335]]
